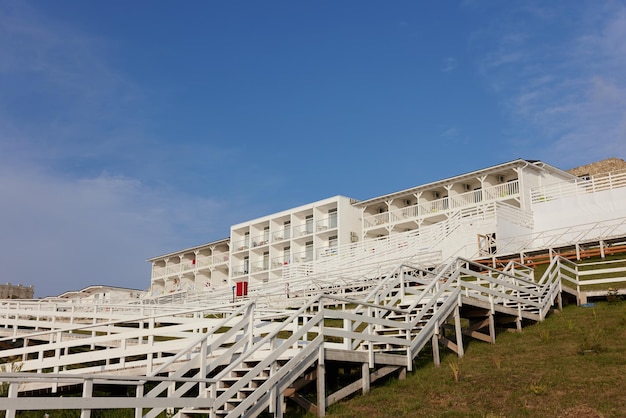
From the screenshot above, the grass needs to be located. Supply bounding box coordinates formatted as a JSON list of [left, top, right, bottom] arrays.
[[317, 301, 626, 418]]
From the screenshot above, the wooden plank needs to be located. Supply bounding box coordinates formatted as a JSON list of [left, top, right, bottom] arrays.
[[326, 366, 400, 406]]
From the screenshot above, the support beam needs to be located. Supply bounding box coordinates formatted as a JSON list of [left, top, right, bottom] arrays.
[[80, 379, 93, 418], [432, 331, 440, 367], [276, 392, 284, 418], [362, 362, 370, 394], [289, 392, 317, 414], [437, 335, 459, 354], [326, 366, 401, 406], [5, 383, 18, 418], [135, 385, 143, 418], [454, 307, 464, 358], [283, 371, 317, 397], [317, 347, 326, 417]]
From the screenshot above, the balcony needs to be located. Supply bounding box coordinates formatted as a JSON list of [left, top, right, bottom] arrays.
[[251, 232, 270, 248], [293, 224, 313, 237], [250, 260, 270, 273], [293, 251, 313, 263], [315, 215, 338, 231], [318, 247, 338, 258], [151, 253, 230, 280], [363, 180, 520, 230], [271, 255, 291, 268], [272, 228, 291, 242], [232, 264, 248, 277], [233, 238, 250, 252]]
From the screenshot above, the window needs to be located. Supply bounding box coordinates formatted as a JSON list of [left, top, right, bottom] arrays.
[[305, 241, 313, 261], [263, 251, 269, 270], [305, 215, 313, 234], [328, 208, 338, 228], [284, 220, 291, 239], [329, 236, 338, 255]]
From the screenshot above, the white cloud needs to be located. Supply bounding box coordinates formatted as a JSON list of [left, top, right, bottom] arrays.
[[473, 1, 626, 167], [0, 1, 147, 168], [442, 57, 458, 73], [441, 127, 458, 138], [0, 160, 227, 297], [0, 3, 234, 297]]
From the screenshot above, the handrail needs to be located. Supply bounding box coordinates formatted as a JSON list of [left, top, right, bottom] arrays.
[[0, 301, 244, 344], [530, 169, 626, 204], [363, 180, 520, 228], [5, 251, 626, 418], [489, 217, 626, 258]]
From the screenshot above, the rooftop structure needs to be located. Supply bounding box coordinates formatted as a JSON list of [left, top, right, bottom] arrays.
[[0, 283, 34, 300]]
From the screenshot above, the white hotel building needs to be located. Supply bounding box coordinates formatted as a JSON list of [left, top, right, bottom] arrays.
[[148, 158, 626, 297]]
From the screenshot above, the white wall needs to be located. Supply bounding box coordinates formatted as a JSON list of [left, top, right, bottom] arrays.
[[532, 187, 626, 233]]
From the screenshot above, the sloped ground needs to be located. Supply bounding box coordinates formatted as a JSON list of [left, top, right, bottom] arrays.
[[317, 300, 626, 418]]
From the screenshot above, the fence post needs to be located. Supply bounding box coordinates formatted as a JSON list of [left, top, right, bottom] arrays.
[[5, 382, 19, 418], [135, 383, 144, 418], [80, 378, 93, 418], [454, 306, 464, 358], [317, 344, 326, 417]]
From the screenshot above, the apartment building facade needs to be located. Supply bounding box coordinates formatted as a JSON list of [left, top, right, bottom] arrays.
[[148, 159, 622, 296]]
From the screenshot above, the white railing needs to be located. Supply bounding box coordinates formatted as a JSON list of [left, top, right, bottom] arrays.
[[1, 252, 617, 418], [292, 223, 313, 237], [495, 202, 534, 229], [552, 257, 626, 301], [272, 228, 291, 242], [251, 234, 270, 247], [531, 169, 626, 204], [151, 254, 228, 279], [233, 238, 250, 251], [316, 215, 338, 231], [365, 180, 520, 229], [280, 203, 498, 291], [489, 217, 626, 258]]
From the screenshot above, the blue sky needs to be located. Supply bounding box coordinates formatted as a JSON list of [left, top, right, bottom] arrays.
[[1, 1, 625, 297]]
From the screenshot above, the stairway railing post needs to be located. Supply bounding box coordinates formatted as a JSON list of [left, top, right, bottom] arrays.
[[454, 306, 464, 358], [80, 378, 93, 418]]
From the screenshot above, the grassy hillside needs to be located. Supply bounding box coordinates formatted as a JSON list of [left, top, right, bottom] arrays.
[[318, 300, 626, 418]]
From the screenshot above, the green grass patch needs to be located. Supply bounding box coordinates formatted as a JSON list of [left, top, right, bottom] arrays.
[[318, 301, 626, 418]]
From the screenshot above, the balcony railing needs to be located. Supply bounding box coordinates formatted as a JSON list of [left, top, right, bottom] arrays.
[[151, 254, 230, 279], [250, 260, 270, 273], [271, 255, 291, 268], [292, 251, 313, 263], [483, 181, 519, 200], [293, 224, 313, 237], [251, 236, 270, 247], [364, 180, 520, 229], [231, 264, 248, 276], [233, 238, 250, 251], [317, 246, 338, 258], [315, 216, 338, 231], [530, 169, 626, 204], [272, 228, 291, 242]]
